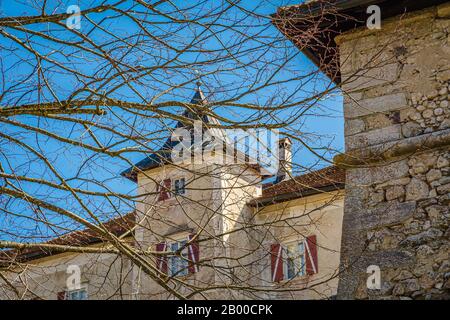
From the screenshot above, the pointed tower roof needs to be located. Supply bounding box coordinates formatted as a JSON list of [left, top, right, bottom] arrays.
[[121, 84, 268, 182], [177, 82, 219, 126], [121, 85, 225, 181], [190, 81, 207, 105]]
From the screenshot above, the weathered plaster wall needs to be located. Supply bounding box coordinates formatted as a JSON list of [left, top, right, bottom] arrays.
[[0, 248, 133, 300], [253, 191, 344, 300], [133, 163, 219, 299], [336, 3, 450, 299], [133, 162, 261, 299], [210, 166, 262, 299], [1, 163, 343, 300]]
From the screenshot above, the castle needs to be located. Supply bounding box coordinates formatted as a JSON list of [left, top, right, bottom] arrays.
[[1, 0, 449, 300]]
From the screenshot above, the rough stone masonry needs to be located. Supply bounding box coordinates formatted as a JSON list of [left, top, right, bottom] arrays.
[[335, 3, 450, 299]]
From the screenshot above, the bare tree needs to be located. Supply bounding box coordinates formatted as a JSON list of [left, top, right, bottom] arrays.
[[0, 0, 354, 300]]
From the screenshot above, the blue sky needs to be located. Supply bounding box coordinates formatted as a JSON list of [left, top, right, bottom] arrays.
[[0, 0, 343, 239]]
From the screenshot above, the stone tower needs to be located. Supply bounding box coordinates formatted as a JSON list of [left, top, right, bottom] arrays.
[[335, 3, 450, 299], [275, 0, 450, 299]]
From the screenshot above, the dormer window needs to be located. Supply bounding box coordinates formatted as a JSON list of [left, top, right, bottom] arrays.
[[157, 178, 186, 201], [173, 178, 186, 195]]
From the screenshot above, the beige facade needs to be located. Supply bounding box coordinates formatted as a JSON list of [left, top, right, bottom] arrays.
[[127, 157, 344, 299], [252, 191, 344, 299], [0, 157, 344, 300], [132, 161, 262, 299], [0, 245, 133, 300]]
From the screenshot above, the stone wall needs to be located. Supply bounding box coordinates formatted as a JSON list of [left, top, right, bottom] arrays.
[[336, 3, 450, 299]]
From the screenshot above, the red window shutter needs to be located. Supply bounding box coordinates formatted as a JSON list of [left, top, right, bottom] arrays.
[[163, 179, 171, 199], [305, 235, 318, 275], [270, 243, 283, 282], [188, 234, 199, 274], [157, 182, 163, 201], [157, 179, 171, 201], [155, 242, 168, 274], [57, 291, 66, 300]]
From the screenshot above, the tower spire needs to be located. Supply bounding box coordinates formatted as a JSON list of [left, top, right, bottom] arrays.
[[190, 80, 207, 105]]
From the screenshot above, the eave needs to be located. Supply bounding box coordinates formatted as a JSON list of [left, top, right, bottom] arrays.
[[248, 183, 345, 207], [272, 0, 450, 84]]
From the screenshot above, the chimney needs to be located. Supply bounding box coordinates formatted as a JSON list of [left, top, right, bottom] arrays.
[[276, 137, 292, 181]]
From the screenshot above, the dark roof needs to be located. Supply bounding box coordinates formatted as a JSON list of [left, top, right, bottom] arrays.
[[121, 86, 271, 181], [189, 82, 207, 105], [121, 85, 226, 182], [1, 166, 345, 263], [249, 165, 345, 206], [273, 0, 449, 83], [0, 212, 135, 265]]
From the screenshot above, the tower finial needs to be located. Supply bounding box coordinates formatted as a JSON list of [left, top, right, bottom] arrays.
[[194, 69, 202, 90]]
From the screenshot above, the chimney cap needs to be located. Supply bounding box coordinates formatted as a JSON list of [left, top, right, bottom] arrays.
[[278, 137, 292, 145]]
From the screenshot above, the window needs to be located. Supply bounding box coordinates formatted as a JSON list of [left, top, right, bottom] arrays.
[[157, 178, 186, 201], [271, 235, 318, 282], [283, 241, 306, 280], [66, 288, 88, 300], [155, 234, 200, 276], [157, 179, 171, 201], [168, 239, 189, 277], [173, 178, 186, 195]]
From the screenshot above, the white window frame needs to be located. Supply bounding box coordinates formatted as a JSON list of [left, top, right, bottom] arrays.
[[282, 239, 306, 280], [167, 237, 190, 277], [66, 285, 88, 300], [173, 178, 186, 196]]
